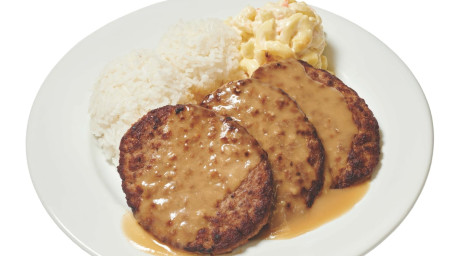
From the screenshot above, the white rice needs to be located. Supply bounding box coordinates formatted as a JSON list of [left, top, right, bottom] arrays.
[[89, 18, 246, 165]]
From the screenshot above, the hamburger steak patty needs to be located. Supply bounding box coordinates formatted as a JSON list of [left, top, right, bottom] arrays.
[[118, 104, 274, 254], [201, 79, 324, 230], [253, 59, 380, 188]]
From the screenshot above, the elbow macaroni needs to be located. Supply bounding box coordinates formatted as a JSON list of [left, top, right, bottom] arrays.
[[227, 0, 328, 75]]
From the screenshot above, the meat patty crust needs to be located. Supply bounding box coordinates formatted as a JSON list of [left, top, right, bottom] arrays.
[[253, 59, 380, 188], [118, 104, 274, 254]]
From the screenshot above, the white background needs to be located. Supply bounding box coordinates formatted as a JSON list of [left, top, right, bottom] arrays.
[[1, 0, 453, 255]]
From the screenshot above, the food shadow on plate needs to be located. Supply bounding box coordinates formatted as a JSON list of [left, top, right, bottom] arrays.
[[89, 135, 127, 207], [323, 39, 337, 74]]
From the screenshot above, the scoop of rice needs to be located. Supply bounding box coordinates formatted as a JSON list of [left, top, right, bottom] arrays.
[[89, 18, 246, 165]]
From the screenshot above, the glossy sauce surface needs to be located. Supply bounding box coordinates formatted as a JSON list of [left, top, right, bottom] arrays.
[[123, 212, 193, 256], [264, 182, 369, 239], [134, 105, 262, 246], [202, 79, 323, 232], [253, 59, 359, 187], [123, 182, 369, 255]]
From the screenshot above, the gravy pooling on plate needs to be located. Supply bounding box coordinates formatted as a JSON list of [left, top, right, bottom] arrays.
[[122, 182, 370, 255]]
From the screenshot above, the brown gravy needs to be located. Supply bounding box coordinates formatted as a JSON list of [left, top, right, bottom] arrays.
[[122, 182, 369, 255], [201, 79, 324, 232], [252, 59, 359, 188], [263, 182, 369, 239], [133, 105, 261, 246], [122, 59, 372, 254], [123, 212, 193, 256]]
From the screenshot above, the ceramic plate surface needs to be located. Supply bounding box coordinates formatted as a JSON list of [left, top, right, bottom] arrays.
[[26, 0, 433, 255]]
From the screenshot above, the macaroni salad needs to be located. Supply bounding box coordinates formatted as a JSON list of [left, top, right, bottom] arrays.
[[227, 0, 327, 75]]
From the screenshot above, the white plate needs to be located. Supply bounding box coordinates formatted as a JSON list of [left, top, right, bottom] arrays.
[[26, 0, 433, 255]]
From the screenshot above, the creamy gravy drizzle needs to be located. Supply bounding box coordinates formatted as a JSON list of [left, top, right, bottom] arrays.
[[135, 105, 261, 246], [253, 59, 359, 188]]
